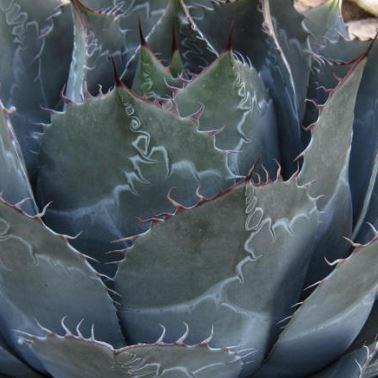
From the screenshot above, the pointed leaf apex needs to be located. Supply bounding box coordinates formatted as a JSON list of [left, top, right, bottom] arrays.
[[138, 17, 147, 47], [71, 0, 92, 13], [225, 21, 235, 52], [171, 24, 178, 55], [109, 56, 123, 87]]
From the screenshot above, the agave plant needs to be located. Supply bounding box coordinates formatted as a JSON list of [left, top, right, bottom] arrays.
[[0, 0, 377, 376]]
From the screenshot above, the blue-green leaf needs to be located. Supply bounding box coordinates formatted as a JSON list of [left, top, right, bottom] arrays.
[[23, 329, 242, 378], [115, 175, 319, 375], [0, 199, 124, 373]]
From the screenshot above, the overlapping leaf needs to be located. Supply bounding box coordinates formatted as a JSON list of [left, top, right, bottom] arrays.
[[22, 330, 242, 378], [174, 50, 279, 177], [0, 100, 36, 215], [349, 45, 378, 232], [303, 0, 349, 44], [0, 199, 124, 373], [0, 0, 72, 174], [115, 174, 319, 375], [0, 334, 42, 378], [37, 85, 234, 266], [256, 236, 378, 377], [298, 58, 366, 285], [353, 155, 378, 244], [132, 43, 182, 99], [188, 0, 310, 175], [66, 0, 127, 101]]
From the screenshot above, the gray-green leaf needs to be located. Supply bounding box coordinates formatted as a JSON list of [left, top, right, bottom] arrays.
[[23, 330, 242, 378], [0, 199, 124, 373]]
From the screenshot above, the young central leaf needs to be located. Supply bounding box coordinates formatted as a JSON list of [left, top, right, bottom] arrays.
[[132, 44, 182, 100]]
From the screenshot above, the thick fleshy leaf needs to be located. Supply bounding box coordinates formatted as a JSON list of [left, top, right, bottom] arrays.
[[22, 330, 242, 378], [175, 51, 279, 177], [303, 0, 349, 43], [349, 45, 378, 229], [0, 0, 71, 174], [0, 334, 42, 378], [298, 59, 366, 285], [120, 0, 174, 83], [304, 41, 377, 226], [115, 176, 319, 375], [66, 0, 126, 101], [0, 199, 124, 373], [310, 302, 378, 377], [172, 0, 218, 74], [119, 0, 169, 60], [0, 1, 47, 172], [0, 101, 36, 215], [353, 155, 377, 244], [132, 45, 181, 100], [124, 0, 218, 82], [303, 37, 367, 128], [170, 45, 185, 78], [309, 342, 377, 378], [188, 0, 308, 175], [39, 3, 73, 110], [0, 0, 56, 103], [262, 0, 310, 125], [37, 86, 233, 267], [349, 303, 378, 353], [256, 236, 378, 377]]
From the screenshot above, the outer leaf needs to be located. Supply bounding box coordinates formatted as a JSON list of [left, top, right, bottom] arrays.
[[304, 41, 377, 228], [115, 177, 319, 375], [37, 86, 233, 267], [349, 303, 378, 353], [303, 38, 367, 127], [0, 199, 124, 373], [0, 0, 72, 174], [353, 154, 377, 244], [303, 0, 349, 43], [309, 303, 378, 377], [66, 0, 126, 101], [0, 334, 42, 378], [175, 51, 279, 177], [0, 0, 67, 103], [23, 330, 242, 378], [0, 1, 47, 172], [298, 59, 366, 285], [349, 45, 378, 230], [256, 237, 378, 377], [309, 343, 377, 378], [0, 101, 36, 215]]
